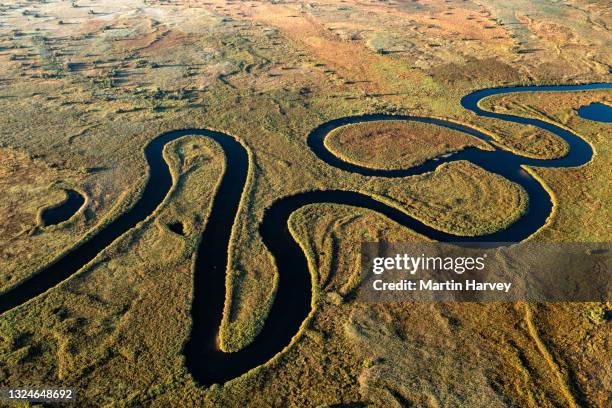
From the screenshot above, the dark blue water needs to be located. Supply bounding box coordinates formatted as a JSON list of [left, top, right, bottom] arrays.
[[40, 189, 85, 226], [1, 83, 610, 386], [577, 102, 612, 123]]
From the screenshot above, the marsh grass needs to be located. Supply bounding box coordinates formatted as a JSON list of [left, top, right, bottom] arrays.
[[0, 0, 609, 406], [325, 120, 491, 170]]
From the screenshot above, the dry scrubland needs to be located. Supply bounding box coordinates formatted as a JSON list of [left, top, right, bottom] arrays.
[[0, 0, 610, 407]]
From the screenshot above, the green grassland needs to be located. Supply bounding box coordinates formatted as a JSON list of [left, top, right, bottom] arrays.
[[0, 0, 610, 406]]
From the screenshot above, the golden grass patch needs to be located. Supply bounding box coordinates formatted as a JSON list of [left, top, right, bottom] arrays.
[[325, 120, 491, 170]]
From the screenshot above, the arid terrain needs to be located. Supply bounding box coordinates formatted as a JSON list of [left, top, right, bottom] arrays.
[[0, 0, 610, 407]]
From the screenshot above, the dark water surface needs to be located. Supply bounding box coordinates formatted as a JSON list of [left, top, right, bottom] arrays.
[[40, 189, 85, 226], [577, 102, 612, 123], [1, 83, 610, 386]]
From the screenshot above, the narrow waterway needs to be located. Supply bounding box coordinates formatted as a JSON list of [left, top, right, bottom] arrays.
[[1, 83, 609, 386]]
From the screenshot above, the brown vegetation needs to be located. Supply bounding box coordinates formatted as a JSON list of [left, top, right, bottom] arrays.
[[0, 0, 609, 406], [326, 120, 491, 170]]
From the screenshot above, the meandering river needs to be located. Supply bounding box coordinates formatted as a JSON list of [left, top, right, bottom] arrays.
[[1, 83, 610, 386]]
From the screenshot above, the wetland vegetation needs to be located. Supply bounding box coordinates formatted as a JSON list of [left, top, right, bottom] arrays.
[[0, 0, 610, 407]]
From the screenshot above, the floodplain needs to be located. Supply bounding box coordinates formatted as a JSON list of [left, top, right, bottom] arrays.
[[0, 0, 610, 407]]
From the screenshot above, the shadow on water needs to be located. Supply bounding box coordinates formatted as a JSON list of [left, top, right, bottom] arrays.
[[1, 83, 610, 386]]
